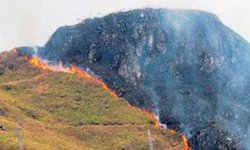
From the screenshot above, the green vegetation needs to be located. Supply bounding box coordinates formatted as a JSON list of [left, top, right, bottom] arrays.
[[0, 51, 182, 150]]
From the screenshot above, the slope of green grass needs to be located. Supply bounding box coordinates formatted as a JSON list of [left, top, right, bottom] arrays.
[[0, 51, 182, 150]]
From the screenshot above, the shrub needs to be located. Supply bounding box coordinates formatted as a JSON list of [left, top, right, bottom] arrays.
[[0, 68, 4, 76]]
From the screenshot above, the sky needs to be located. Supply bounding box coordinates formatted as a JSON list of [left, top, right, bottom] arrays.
[[0, 0, 249, 52]]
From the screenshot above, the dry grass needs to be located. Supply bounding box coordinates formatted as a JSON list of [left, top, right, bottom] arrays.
[[0, 51, 182, 150]]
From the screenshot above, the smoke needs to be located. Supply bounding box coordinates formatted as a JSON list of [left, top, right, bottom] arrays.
[[17, 8, 250, 149], [215, 54, 250, 149], [0, 0, 249, 52], [158, 9, 250, 149], [114, 9, 250, 149]]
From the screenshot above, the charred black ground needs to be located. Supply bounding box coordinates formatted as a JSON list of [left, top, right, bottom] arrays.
[[17, 8, 250, 150]]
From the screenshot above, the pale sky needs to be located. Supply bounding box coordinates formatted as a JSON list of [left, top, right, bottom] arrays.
[[0, 0, 249, 52]]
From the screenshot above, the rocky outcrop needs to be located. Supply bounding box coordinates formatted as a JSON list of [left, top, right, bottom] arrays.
[[18, 8, 250, 150]]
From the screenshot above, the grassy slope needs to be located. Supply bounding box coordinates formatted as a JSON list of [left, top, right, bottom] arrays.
[[0, 51, 182, 150]]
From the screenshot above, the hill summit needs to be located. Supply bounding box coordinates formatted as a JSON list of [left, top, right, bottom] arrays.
[[17, 8, 250, 150]]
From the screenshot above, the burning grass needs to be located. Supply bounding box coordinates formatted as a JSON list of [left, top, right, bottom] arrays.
[[26, 56, 118, 98], [23, 54, 192, 150], [24, 53, 192, 150], [0, 51, 183, 150], [182, 135, 192, 150], [24, 55, 166, 127]]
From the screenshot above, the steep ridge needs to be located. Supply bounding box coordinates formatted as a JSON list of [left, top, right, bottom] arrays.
[[17, 8, 250, 150], [0, 51, 182, 149]]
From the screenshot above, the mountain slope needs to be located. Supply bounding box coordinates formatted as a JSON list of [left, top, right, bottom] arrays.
[[0, 51, 182, 150], [19, 8, 250, 150]]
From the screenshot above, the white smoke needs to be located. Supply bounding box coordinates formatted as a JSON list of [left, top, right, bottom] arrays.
[[0, 0, 249, 52]]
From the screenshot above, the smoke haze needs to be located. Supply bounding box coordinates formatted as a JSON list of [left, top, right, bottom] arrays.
[[0, 0, 249, 52]]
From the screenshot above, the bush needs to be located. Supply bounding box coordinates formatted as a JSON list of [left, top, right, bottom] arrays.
[[0, 68, 4, 76], [74, 95, 81, 101]]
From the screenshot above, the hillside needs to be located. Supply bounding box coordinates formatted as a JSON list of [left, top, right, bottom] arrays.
[[0, 50, 183, 150], [20, 8, 250, 150]]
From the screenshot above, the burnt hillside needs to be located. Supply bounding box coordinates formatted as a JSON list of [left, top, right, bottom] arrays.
[[18, 8, 250, 150]]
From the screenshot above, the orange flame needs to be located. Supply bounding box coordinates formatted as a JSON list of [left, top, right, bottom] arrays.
[[23, 55, 162, 127], [25, 55, 117, 98], [127, 105, 161, 128], [145, 110, 161, 128], [23, 55, 192, 150], [181, 135, 192, 150], [69, 65, 117, 97], [29, 56, 51, 70]]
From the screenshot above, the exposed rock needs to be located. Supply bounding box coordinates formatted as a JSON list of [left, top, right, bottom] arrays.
[[0, 108, 8, 117], [74, 95, 81, 101], [0, 125, 6, 131], [17, 8, 250, 150]]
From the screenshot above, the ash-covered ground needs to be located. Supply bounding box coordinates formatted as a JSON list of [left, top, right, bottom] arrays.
[[18, 8, 250, 150]]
